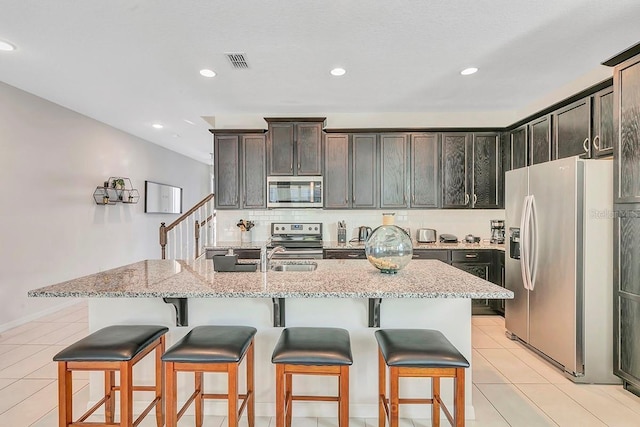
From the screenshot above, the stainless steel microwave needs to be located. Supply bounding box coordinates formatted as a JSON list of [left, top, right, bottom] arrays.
[[267, 176, 323, 208]]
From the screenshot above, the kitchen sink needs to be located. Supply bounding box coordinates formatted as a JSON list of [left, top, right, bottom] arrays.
[[270, 262, 318, 272]]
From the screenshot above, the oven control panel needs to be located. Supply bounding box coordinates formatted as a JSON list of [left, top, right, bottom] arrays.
[[271, 222, 323, 236]]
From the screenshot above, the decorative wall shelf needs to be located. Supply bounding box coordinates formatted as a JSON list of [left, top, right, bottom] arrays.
[[93, 177, 139, 205]]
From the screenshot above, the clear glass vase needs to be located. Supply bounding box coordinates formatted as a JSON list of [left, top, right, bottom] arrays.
[[365, 215, 413, 274]]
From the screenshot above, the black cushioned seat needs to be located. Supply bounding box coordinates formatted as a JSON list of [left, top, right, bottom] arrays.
[[271, 327, 353, 366], [375, 329, 470, 368], [53, 325, 169, 362], [162, 325, 257, 363]]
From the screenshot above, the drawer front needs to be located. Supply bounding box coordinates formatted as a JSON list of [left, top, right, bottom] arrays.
[[234, 249, 261, 259], [206, 249, 227, 259], [451, 250, 493, 263], [324, 249, 366, 259], [412, 250, 449, 262]]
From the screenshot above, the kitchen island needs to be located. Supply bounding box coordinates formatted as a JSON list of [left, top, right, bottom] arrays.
[[29, 258, 512, 419]]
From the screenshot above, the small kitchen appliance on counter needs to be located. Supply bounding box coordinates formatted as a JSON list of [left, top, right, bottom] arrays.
[[269, 222, 324, 259], [357, 226, 372, 242], [490, 220, 505, 244], [439, 234, 458, 243], [416, 228, 437, 243]]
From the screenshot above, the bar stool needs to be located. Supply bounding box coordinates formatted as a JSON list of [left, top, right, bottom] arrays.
[[54, 324, 168, 427], [161, 325, 257, 427], [375, 329, 470, 427], [271, 327, 352, 427]]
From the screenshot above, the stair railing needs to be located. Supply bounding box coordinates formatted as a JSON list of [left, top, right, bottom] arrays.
[[160, 193, 215, 259]]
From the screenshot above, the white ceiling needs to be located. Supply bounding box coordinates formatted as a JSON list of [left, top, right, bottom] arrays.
[[1, 0, 640, 163]]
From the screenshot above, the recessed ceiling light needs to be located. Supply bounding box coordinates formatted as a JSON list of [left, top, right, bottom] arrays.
[[460, 67, 478, 76], [152, 123, 163, 129], [0, 40, 16, 51], [200, 69, 216, 78], [330, 67, 346, 76]]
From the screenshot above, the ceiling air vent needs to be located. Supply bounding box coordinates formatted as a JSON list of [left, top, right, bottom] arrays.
[[226, 53, 249, 69]]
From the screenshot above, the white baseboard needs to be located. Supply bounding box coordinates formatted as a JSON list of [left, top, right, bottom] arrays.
[[0, 299, 83, 333]]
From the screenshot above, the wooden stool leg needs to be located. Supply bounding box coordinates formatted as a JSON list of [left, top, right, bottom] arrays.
[[155, 337, 165, 427], [455, 368, 465, 427], [247, 341, 255, 427], [339, 365, 349, 427], [58, 362, 72, 427], [432, 376, 440, 427], [228, 363, 239, 427], [120, 361, 133, 427], [275, 364, 285, 427], [105, 370, 115, 424], [390, 367, 399, 427], [378, 349, 386, 427], [165, 362, 177, 427], [285, 372, 293, 427], [195, 371, 204, 427]]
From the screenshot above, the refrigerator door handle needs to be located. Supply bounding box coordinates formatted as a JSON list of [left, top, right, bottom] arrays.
[[519, 196, 532, 290], [529, 195, 539, 290]]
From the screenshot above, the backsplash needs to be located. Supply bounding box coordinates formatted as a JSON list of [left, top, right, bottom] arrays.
[[215, 209, 504, 243]]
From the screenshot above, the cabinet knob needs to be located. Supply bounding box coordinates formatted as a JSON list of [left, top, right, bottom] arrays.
[[593, 135, 600, 150]]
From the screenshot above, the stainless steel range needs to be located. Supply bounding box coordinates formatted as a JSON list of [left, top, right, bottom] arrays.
[[269, 222, 323, 259]]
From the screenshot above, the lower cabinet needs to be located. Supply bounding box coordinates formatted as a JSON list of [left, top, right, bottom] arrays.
[[450, 250, 504, 315], [206, 248, 260, 259], [323, 249, 366, 259]]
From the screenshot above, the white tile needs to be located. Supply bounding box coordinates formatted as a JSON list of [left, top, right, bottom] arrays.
[[473, 328, 505, 349], [318, 417, 368, 427], [0, 345, 65, 378], [598, 384, 640, 415], [476, 325, 524, 349], [472, 350, 509, 384], [27, 321, 88, 345], [507, 348, 571, 384], [0, 378, 53, 415], [516, 383, 605, 426], [0, 345, 19, 356], [476, 383, 557, 427], [0, 378, 16, 391], [0, 321, 68, 345], [476, 349, 548, 384], [56, 329, 90, 346], [0, 344, 48, 371], [0, 322, 41, 343], [30, 381, 89, 427], [556, 382, 640, 426]]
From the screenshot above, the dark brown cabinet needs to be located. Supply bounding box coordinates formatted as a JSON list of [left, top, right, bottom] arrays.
[[410, 133, 440, 208], [472, 133, 501, 209], [490, 251, 506, 315], [529, 116, 552, 165], [214, 133, 266, 209], [323, 249, 366, 259], [510, 126, 528, 169], [441, 133, 470, 208], [380, 134, 409, 208], [352, 134, 378, 209], [266, 119, 323, 176], [412, 250, 449, 262], [593, 88, 614, 158], [554, 98, 591, 159], [323, 134, 350, 209], [451, 250, 495, 315]]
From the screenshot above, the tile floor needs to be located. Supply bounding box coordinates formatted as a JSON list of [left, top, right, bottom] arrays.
[[1, 302, 640, 426]]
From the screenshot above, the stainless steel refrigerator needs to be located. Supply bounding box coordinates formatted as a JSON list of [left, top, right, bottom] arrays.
[[505, 157, 619, 383]]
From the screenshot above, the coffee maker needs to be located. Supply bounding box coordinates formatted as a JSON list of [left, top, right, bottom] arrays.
[[490, 220, 505, 244]]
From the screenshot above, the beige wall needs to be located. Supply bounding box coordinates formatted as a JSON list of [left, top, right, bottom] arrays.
[[0, 82, 210, 330]]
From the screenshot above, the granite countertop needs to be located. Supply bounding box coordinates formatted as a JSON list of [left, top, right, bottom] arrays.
[[207, 241, 505, 251], [28, 258, 513, 300]]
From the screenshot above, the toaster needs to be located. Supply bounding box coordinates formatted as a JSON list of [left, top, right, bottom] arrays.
[[416, 228, 437, 243]]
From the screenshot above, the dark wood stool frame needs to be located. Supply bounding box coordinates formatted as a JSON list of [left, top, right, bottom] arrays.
[[164, 338, 255, 427], [57, 334, 166, 427], [378, 348, 466, 427], [275, 363, 350, 427]]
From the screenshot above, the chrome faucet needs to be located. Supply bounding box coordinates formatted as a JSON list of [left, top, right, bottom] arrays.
[[260, 245, 286, 272]]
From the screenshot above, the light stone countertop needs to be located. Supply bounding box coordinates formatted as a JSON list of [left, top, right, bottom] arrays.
[[28, 258, 512, 299], [207, 241, 505, 251]]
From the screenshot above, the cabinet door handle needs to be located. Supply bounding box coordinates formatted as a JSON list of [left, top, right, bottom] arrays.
[[345, 197, 348, 204], [465, 194, 469, 205], [347, 253, 360, 258], [412, 254, 421, 259], [473, 194, 477, 205], [465, 253, 478, 258], [403, 195, 406, 205], [298, 162, 301, 170], [412, 194, 415, 204], [583, 138, 589, 153], [290, 161, 293, 172], [593, 135, 600, 150]]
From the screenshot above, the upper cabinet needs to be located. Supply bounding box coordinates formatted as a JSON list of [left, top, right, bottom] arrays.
[[593, 88, 614, 158], [213, 132, 266, 209], [529, 116, 552, 165], [266, 118, 324, 176], [410, 133, 440, 208], [441, 133, 470, 208], [351, 134, 378, 209], [323, 134, 350, 209], [614, 55, 640, 203], [553, 97, 591, 159], [510, 126, 528, 169], [380, 134, 409, 208], [472, 133, 501, 209]]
